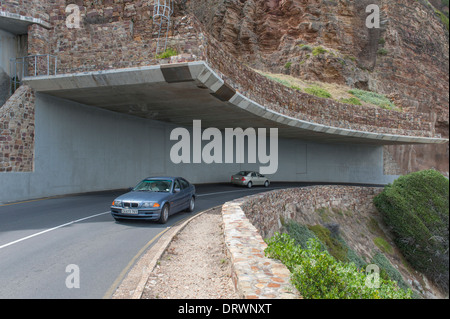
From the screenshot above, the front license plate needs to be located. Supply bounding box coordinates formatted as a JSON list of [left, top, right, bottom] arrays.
[[122, 209, 138, 215]]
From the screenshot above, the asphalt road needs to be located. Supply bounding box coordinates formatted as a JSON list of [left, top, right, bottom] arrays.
[[0, 182, 377, 299]]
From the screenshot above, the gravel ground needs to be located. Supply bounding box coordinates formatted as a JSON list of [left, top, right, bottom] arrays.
[[141, 207, 239, 299]]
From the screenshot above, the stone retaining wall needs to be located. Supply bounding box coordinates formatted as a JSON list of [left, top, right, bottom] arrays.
[[221, 198, 299, 299], [41, 2, 206, 74], [241, 186, 383, 240], [0, 84, 35, 172]]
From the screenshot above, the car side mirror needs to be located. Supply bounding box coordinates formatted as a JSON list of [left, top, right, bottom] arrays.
[[174, 188, 181, 193], [128, 187, 134, 191]]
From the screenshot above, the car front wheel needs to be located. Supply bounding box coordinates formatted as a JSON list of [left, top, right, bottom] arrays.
[[187, 196, 195, 212], [159, 204, 169, 224]]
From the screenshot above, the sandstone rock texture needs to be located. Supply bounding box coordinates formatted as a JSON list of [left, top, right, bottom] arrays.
[[187, 0, 449, 176]]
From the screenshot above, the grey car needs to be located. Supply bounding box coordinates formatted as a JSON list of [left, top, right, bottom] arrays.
[[230, 171, 270, 188], [110, 177, 196, 224]]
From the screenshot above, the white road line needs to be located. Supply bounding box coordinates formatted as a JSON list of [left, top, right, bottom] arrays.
[[0, 212, 109, 250]]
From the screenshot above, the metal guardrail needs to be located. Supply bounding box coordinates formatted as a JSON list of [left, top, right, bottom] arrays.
[[10, 54, 58, 93]]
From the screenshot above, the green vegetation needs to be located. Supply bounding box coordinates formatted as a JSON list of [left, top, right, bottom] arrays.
[[373, 237, 394, 255], [377, 48, 389, 56], [284, 220, 321, 249], [371, 252, 409, 291], [436, 9, 449, 30], [418, 0, 449, 30], [290, 85, 302, 92], [340, 97, 362, 105], [284, 62, 292, 69], [155, 47, 178, 59], [257, 70, 401, 111], [298, 44, 313, 51], [263, 74, 292, 87], [308, 224, 348, 262], [265, 233, 412, 299], [305, 86, 332, 99], [280, 218, 408, 296], [367, 217, 384, 235], [348, 88, 398, 110], [312, 46, 328, 56], [373, 169, 449, 293]]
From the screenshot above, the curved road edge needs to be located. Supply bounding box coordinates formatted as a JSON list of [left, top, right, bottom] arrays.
[[109, 206, 218, 299]]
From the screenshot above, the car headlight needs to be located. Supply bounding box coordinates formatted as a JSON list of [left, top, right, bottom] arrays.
[[112, 200, 122, 207], [142, 202, 161, 208]]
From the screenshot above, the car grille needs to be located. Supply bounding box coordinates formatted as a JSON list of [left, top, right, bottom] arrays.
[[123, 202, 139, 208]]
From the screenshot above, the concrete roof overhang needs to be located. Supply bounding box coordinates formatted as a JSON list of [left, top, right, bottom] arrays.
[[0, 10, 50, 35], [23, 61, 449, 145]]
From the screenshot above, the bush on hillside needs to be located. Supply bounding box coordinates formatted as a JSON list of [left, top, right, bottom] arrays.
[[305, 86, 332, 99], [265, 233, 412, 299], [373, 169, 449, 292], [348, 88, 397, 110]]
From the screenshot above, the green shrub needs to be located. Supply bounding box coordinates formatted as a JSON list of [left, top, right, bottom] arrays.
[[348, 88, 397, 110], [373, 237, 394, 255], [373, 169, 449, 292], [377, 48, 389, 56], [284, 62, 292, 69], [265, 233, 412, 299], [371, 252, 409, 291], [298, 44, 312, 51], [340, 97, 362, 105], [308, 224, 348, 262], [155, 47, 178, 59], [436, 10, 449, 31], [338, 237, 367, 269], [285, 219, 366, 268], [285, 220, 321, 249], [305, 86, 332, 99], [312, 46, 328, 56]]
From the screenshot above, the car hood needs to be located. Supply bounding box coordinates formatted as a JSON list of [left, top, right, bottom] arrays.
[[115, 191, 171, 203]]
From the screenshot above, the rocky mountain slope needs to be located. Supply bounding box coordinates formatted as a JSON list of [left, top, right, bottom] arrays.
[[184, 0, 449, 176]]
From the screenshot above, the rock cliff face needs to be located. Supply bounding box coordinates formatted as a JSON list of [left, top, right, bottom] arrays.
[[186, 0, 449, 175]]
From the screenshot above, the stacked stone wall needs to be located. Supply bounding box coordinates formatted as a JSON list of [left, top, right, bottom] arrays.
[[0, 85, 34, 172], [241, 186, 383, 239], [0, 0, 49, 22]]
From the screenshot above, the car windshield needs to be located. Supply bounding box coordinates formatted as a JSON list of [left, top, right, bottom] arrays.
[[133, 180, 173, 192], [236, 171, 251, 176]]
